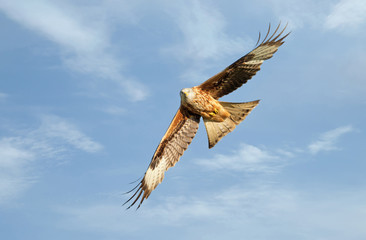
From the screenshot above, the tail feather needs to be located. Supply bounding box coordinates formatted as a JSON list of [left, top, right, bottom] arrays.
[[203, 100, 260, 148]]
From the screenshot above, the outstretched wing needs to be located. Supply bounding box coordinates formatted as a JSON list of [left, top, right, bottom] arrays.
[[124, 107, 200, 209], [198, 23, 290, 99]]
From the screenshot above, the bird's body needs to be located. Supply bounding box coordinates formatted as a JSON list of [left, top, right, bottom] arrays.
[[125, 23, 290, 209], [180, 87, 229, 122]]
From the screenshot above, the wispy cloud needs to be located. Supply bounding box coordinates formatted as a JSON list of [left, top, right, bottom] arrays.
[[259, 0, 331, 29], [196, 143, 285, 174], [197, 125, 354, 176], [0, 92, 7, 101], [53, 123, 361, 238], [163, 0, 250, 82], [148, 186, 366, 240], [56, 186, 366, 239], [325, 0, 366, 30], [100, 105, 126, 116], [255, 0, 366, 31], [308, 125, 354, 154], [0, 114, 102, 205], [0, 0, 148, 101], [37, 115, 103, 153], [0, 139, 35, 205], [147, 185, 298, 224], [165, 0, 246, 60]]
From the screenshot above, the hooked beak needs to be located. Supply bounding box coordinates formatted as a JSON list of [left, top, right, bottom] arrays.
[[180, 89, 187, 97]]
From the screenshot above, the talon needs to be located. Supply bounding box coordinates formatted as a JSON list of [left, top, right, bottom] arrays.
[[214, 108, 219, 114], [209, 112, 216, 117]]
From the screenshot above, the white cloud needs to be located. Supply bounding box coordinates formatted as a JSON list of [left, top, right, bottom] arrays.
[[325, 0, 366, 29], [166, 0, 245, 60], [148, 187, 366, 239], [0, 114, 102, 205], [196, 124, 355, 175], [0, 0, 148, 101], [251, 0, 366, 31], [0, 139, 35, 204], [53, 124, 361, 239], [257, 0, 331, 30], [56, 186, 366, 239], [38, 115, 103, 153], [196, 143, 286, 174], [308, 125, 354, 154], [163, 0, 250, 82], [147, 185, 298, 224]]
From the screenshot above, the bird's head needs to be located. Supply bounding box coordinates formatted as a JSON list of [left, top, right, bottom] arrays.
[[180, 88, 195, 103]]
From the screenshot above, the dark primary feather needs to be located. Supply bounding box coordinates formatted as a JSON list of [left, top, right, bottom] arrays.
[[198, 23, 290, 99], [124, 107, 200, 209]]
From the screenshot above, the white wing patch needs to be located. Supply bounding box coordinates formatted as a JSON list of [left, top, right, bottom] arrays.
[[144, 156, 168, 192], [124, 112, 200, 209]]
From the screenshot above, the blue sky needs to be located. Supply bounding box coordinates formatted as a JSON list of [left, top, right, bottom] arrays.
[[0, 0, 365, 239]]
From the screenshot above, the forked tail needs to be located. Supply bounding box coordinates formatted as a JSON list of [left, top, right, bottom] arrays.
[[203, 100, 260, 148]]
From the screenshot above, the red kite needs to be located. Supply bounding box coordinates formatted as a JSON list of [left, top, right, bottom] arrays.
[[125, 23, 290, 209]]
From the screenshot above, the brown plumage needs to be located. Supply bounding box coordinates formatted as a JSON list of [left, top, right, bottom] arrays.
[[124, 23, 290, 209]]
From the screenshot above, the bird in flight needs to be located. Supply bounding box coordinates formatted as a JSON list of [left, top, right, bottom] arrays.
[[125, 23, 290, 209]]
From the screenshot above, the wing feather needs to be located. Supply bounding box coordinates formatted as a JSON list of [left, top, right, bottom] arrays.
[[198, 23, 290, 99], [124, 107, 200, 209]]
